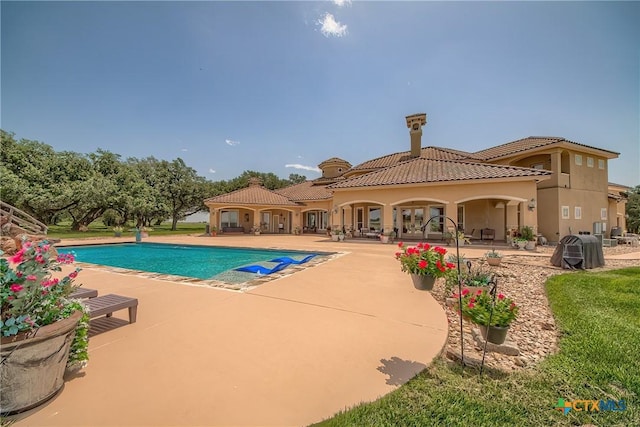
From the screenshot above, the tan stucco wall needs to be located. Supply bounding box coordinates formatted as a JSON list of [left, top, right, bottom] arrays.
[[331, 180, 537, 240]]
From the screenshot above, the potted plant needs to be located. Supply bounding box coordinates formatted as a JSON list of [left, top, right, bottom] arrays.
[[293, 226, 301, 235], [210, 226, 218, 237], [459, 288, 519, 344], [331, 228, 340, 241], [112, 225, 123, 237], [395, 242, 456, 291], [1, 240, 89, 414], [251, 225, 261, 235], [520, 225, 536, 250], [380, 230, 395, 244], [514, 237, 527, 250], [140, 226, 153, 238], [484, 249, 503, 267]]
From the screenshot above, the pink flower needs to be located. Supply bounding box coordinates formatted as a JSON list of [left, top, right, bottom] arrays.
[[467, 302, 475, 308], [476, 289, 483, 296], [10, 284, 23, 293], [461, 288, 470, 296], [397, 242, 404, 248], [68, 271, 78, 279], [35, 254, 45, 264], [498, 293, 505, 300], [8, 249, 25, 264], [26, 275, 37, 281]]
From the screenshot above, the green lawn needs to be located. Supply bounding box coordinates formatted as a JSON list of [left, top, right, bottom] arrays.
[[315, 267, 640, 426], [46, 222, 207, 239]]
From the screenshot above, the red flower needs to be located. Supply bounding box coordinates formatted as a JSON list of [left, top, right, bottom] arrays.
[[397, 242, 404, 248], [418, 260, 427, 269], [68, 271, 78, 279], [476, 289, 483, 296], [467, 302, 475, 308], [498, 293, 505, 300], [8, 249, 25, 264], [446, 262, 455, 269], [10, 284, 24, 293], [461, 288, 470, 296]]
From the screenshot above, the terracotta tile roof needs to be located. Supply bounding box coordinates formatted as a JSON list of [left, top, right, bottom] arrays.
[[473, 136, 620, 161], [328, 157, 552, 189], [274, 181, 333, 201], [205, 185, 300, 206], [349, 146, 477, 172]]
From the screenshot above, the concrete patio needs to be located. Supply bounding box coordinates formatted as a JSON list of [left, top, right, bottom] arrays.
[[10, 234, 456, 427]]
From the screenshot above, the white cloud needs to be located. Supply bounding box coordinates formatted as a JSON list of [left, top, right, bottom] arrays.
[[333, 0, 351, 7], [225, 139, 240, 146], [209, 168, 216, 174], [317, 13, 347, 38], [181, 148, 188, 152], [285, 164, 322, 173]]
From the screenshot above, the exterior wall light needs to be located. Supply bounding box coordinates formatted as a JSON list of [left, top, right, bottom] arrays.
[[528, 198, 537, 211]]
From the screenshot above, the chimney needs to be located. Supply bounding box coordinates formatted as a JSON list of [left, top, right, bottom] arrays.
[[405, 113, 427, 158]]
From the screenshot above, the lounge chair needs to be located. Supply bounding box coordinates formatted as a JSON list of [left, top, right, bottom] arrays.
[[235, 261, 291, 275], [269, 254, 316, 264], [84, 294, 138, 323]]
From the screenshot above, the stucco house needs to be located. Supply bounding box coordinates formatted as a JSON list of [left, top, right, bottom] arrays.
[[205, 113, 627, 243]]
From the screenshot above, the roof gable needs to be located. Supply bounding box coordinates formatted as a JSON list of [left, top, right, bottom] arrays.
[[329, 157, 551, 189], [205, 185, 300, 206], [473, 136, 620, 161]]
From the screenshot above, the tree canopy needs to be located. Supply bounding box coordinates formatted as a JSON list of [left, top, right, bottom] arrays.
[[0, 131, 307, 230]]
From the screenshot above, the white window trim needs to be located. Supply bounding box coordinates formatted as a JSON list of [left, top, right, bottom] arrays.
[[575, 154, 582, 166], [598, 159, 605, 170], [601, 208, 607, 220], [561, 206, 570, 219], [575, 206, 582, 220], [587, 157, 594, 168]]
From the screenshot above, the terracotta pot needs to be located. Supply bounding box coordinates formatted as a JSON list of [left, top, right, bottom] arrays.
[[486, 257, 502, 267], [411, 274, 436, 291], [479, 324, 510, 345], [1, 311, 82, 415]]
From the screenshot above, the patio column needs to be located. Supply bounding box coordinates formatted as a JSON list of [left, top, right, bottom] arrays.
[[446, 203, 458, 231], [343, 205, 353, 234], [209, 209, 217, 230], [382, 204, 394, 234]]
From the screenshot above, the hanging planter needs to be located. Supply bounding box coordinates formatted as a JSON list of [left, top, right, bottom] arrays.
[[395, 242, 456, 292], [410, 273, 436, 291]]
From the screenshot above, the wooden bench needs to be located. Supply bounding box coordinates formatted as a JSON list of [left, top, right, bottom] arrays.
[[85, 294, 138, 324], [69, 288, 98, 299]]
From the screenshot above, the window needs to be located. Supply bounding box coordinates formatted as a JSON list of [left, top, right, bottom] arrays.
[[368, 207, 381, 230], [587, 157, 594, 168], [457, 205, 465, 231], [561, 206, 570, 219], [531, 163, 544, 170], [429, 206, 444, 232], [575, 206, 582, 220], [598, 159, 605, 170], [601, 208, 607, 220], [220, 210, 239, 228], [575, 154, 582, 166]]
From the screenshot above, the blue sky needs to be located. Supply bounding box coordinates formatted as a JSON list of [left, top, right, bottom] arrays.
[[2, 1, 639, 187]]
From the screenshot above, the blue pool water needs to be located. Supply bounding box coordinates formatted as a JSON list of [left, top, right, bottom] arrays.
[[58, 243, 320, 280]]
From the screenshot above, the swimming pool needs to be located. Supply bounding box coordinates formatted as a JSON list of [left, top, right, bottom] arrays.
[[58, 243, 321, 281]]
